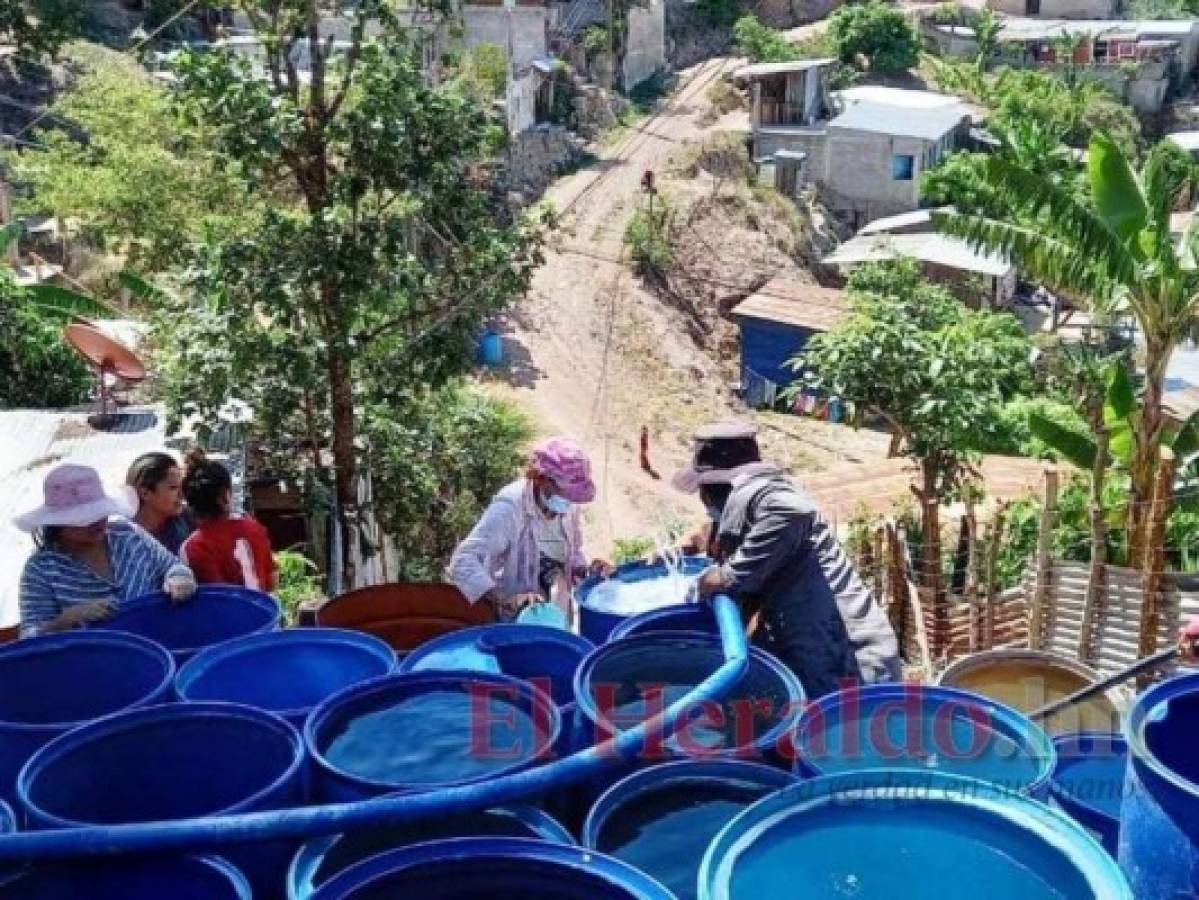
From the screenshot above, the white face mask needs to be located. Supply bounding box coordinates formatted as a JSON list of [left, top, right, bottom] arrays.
[[543, 493, 572, 515]]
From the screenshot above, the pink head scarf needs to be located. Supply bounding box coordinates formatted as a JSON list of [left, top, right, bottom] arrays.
[[530, 437, 596, 504]]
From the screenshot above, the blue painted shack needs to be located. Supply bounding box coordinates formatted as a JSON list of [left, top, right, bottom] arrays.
[[729, 278, 850, 407]]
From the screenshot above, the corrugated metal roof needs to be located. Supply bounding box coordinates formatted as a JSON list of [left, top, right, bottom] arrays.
[[858, 207, 951, 235], [828, 101, 967, 141], [730, 278, 851, 332], [733, 58, 835, 80], [998, 17, 1196, 41], [1168, 131, 1199, 152], [823, 232, 1013, 277]]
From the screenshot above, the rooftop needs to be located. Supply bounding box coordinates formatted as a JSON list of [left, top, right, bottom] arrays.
[[997, 17, 1196, 42], [823, 232, 1013, 277], [1168, 131, 1199, 153], [729, 278, 852, 332], [828, 100, 968, 141], [858, 207, 950, 235], [732, 58, 836, 80], [837, 85, 969, 110]]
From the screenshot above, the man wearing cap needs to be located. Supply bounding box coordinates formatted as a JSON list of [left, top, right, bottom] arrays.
[[448, 437, 612, 623], [673, 422, 900, 698]]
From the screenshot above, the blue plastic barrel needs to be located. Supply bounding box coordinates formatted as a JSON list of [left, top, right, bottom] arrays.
[[398, 624, 592, 708], [289, 804, 573, 898], [18, 701, 305, 897], [1049, 731, 1127, 855], [828, 398, 844, 423], [699, 770, 1130, 899], [306, 671, 561, 802], [175, 628, 396, 727], [574, 631, 804, 764], [479, 329, 504, 366], [793, 683, 1056, 797], [609, 604, 718, 641], [584, 760, 798, 900], [0, 856, 251, 899], [96, 585, 280, 663], [576, 557, 710, 644], [0, 631, 174, 808], [1120, 671, 1199, 897], [311, 838, 675, 899]]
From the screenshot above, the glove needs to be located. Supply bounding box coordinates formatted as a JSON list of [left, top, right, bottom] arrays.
[[164, 566, 197, 604]]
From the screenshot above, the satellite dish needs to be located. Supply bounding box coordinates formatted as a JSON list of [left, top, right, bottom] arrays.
[[63, 323, 146, 424]]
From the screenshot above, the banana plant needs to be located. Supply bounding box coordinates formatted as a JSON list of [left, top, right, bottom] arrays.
[[0, 222, 116, 322]]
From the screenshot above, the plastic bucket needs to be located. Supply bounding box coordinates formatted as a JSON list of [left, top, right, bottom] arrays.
[[0, 631, 174, 807], [583, 760, 798, 900], [305, 671, 561, 802], [699, 770, 1131, 899], [1049, 731, 1126, 855], [0, 856, 251, 899], [576, 557, 710, 644], [1120, 671, 1199, 897], [793, 683, 1056, 797], [289, 805, 573, 899], [18, 701, 305, 897], [609, 604, 718, 641], [479, 329, 504, 366], [97, 586, 280, 663], [310, 837, 675, 899], [175, 628, 396, 727], [939, 649, 1122, 735]]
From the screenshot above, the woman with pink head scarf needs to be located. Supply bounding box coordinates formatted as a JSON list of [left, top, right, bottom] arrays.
[[447, 437, 612, 624]]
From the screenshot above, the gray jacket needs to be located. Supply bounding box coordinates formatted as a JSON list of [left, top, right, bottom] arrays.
[[715, 466, 901, 699]]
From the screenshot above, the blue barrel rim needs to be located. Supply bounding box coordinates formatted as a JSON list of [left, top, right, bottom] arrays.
[[0, 799, 14, 835], [397, 623, 594, 675], [582, 757, 799, 849], [305, 670, 563, 795], [312, 837, 676, 900], [608, 603, 716, 642], [16, 700, 305, 829], [1124, 670, 1199, 802], [95, 586, 281, 658], [0, 630, 176, 733], [793, 682, 1057, 795], [576, 556, 711, 609], [1049, 730, 1127, 827], [699, 768, 1132, 900], [174, 627, 397, 719], [288, 803, 574, 898], [573, 629, 805, 756], [0, 853, 252, 898]]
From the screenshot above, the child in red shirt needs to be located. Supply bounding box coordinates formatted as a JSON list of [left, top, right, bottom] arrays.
[[179, 451, 277, 592]]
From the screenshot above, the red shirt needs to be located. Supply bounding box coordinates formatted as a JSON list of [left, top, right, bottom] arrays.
[[181, 516, 277, 591]]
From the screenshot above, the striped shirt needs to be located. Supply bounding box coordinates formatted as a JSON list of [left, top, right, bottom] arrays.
[[19, 519, 189, 637]]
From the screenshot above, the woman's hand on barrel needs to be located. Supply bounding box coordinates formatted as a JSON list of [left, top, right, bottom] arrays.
[[484, 591, 541, 621], [163, 567, 197, 604], [50, 599, 117, 631], [696, 565, 731, 599], [586, 559, 615, 579]]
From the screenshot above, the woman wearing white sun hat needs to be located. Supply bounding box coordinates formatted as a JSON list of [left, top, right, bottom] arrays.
[[15, 464, 197, 637]]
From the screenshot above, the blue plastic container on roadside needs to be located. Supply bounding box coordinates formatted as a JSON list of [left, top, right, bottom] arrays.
[[1050, 731, 1127, 855], [576, 557, 710, 644], [310, 837, 676, 899], [97, 585, 280, 663], [175, 628, 395, 727], [609, 604, 718, 641], [1120, 671, 1199, 898], [0, 856, 251, 899], [0, 631, 174, 808], [479, 329, 504, 366], [289, 804, 574, 899], [305, 671, 561, 802], [584, 760, 797, 900], [17, 701, 305, 898], [793, 683, 1056, 797], [699, 770, 1131, 899]]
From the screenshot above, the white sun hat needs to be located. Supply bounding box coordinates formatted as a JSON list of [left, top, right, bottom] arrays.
[[14, 464, 136, 532]]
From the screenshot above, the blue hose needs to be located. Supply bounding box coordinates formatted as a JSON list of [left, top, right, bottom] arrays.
[[0, 595, 749, 862]]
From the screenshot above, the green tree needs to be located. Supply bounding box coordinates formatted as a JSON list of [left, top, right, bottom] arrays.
[[973, 7, 1000, 73], [11, 44, 257, 273], [935, 135, 1199, 565], [789, 259, 1033, 589], [0, 0, 83, 60], [828, 1, 919, 74], [0, 270, 92, 408], [732, 15, 799, 63], [162, 5, 547, 584], [457, 42, 509, 100]]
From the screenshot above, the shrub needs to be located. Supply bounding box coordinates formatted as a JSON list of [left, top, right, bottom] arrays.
[[829, 1, 920, 74], [273, 548, 323, 624], [733, 15, 799, 63], [624, 198, 678, 276], [0, 273, 91, 409]]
